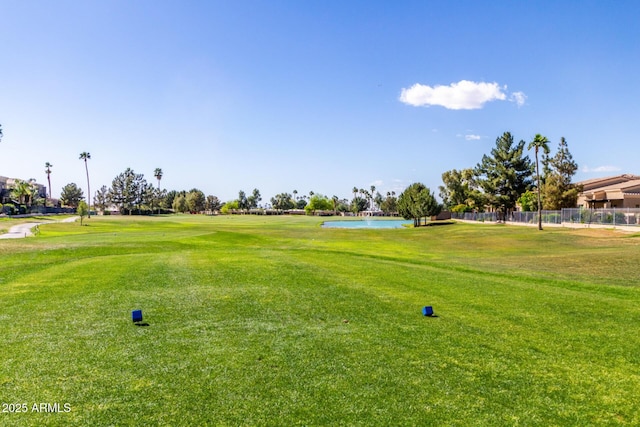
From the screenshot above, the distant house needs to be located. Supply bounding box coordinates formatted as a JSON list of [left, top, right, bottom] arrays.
[[0, 176, 47, 205], [576, 174, 640, 209]]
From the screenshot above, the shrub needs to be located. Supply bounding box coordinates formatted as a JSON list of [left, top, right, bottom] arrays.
[[542, 213, 561, 224], [614, 212, 627, 224], [451, 204, 472, 213], [580, 209, 593, 224], [220, 200, 239, 215]]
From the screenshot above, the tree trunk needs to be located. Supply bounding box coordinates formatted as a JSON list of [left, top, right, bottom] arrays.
[[536, 149, 542, 230], [47, 176, 52, 207], [84, 160, 91, 219]]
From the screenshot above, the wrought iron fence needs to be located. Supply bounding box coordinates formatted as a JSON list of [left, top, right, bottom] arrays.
[[452, 212, 498, 222], [562, 208, 640, 226], [510, 211, 563, 224], [452, 208, 640, 227]]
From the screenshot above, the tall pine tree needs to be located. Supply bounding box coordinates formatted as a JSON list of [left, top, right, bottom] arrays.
[[542, 137, 580, 209], [475, 132, 534, 219]]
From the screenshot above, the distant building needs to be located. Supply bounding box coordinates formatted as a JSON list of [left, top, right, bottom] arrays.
[[576, 174, 640, 209], [0, 176, 47, 204]]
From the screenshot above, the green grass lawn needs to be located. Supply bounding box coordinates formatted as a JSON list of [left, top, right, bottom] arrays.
[[1, 215, 640, 426]]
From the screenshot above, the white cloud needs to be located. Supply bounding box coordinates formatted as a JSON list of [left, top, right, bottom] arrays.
[[399, 80, 507, 110], [581, 165, 622, 173], [510, 91, 527, 107], [456, 133, 481, 140], [390, 178, 409, 194]]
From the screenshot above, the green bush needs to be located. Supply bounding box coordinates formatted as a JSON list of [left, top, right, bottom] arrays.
[[580, 209, 593, 224], [221, 200, 239, 215], [614, 212, 626, 224], [542, 213, 561, 224]]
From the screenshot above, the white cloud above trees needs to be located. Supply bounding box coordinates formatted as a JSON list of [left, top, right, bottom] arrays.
[[510, 91, 527, 107], [457, 133, 482, 141], [581, 165, 621, 173], [399, 80, 526, 110]]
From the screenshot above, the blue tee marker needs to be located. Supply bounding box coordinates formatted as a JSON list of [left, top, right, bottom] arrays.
[[422, 306, 434, 317], [132, 309, 143, 323]]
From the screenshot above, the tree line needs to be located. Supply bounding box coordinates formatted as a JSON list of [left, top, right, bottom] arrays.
[[53, 129, 576, 227], [438, 131, 579, 227], [221, 185, 402, 217], [2, 120, 580, 228], [60, 168, 222, 215]]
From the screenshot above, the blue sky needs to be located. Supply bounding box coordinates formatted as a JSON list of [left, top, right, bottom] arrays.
[[1, 1, 639, 203]]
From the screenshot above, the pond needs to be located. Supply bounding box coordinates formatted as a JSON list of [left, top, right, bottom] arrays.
[[322, 219, 412, 229]]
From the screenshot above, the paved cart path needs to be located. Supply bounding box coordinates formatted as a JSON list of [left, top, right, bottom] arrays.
[[0, 217, 79, 239]]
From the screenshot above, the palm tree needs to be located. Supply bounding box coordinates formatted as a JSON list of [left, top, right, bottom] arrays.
[[360, 188, 368, 202], [359, 188, 369, 215], [528, 134, 550, 230], [45, 162, 53, 206], [79, 152, 91, 218], [11, 179, 31, 206], [28, 179, 42, 207], [351, 187, 358, 214], [370, 185, 376, 211], [154, 168, 163, 190]]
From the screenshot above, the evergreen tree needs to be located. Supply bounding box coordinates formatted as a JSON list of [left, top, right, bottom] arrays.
[[60, 183, 84, 208], [108, 168, 147, 214], [93, 185, 109, 213], [139, 182, 156, 214], [205, 195, 222, 213], [247, 188, 261, 209], [237, 190, 248, 212], [542, 137, 580, 209], [475, 132, 533, 220], [397, 183, 441, 227]]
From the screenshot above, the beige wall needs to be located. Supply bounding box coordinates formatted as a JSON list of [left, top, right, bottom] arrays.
[[578, 195, 640, 209]]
